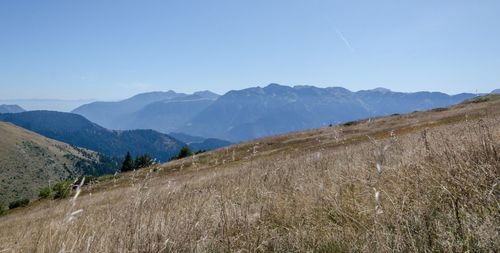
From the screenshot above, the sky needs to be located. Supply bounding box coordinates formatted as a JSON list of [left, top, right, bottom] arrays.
[[0, 0, 499, 100]]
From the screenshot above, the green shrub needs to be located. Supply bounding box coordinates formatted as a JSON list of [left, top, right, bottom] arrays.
[[53, 180, 73, 199], [195, 149, 206, 155], [8, 198, 29, 209], [431, 107, 449, 112], [39, 186, 53, 199], [175, 146, 193, 160], [466, 96, 489, 104], [0, 206, 6, 216], [342, 120, 360, 127]]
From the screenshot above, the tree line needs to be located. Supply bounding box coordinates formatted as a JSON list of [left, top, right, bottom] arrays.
[[121, 146, 199, 172], [121, 152, 155, 172]]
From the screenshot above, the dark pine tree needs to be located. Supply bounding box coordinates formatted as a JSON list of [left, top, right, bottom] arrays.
[[121, 152, 135, 172], [135, 154, 153, 169], [177, 146, 193, 159]]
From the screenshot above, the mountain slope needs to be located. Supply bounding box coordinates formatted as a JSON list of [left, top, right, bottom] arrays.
[[0, 104, 25, 113], [0, 122, 117, 207], [0, 111, 185, 162]]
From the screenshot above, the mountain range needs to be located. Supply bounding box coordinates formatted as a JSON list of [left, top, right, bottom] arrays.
[[73, 84, 477, 142]]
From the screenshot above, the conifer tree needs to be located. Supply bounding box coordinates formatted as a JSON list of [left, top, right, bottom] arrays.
[[135, 154, 153, 169], [177, 146, 193, 159], [121, 151, 135, 172]]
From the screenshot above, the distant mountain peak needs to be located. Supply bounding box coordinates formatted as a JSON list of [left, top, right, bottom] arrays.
[[372, 87, 392, 93], [263, 83, 293, 93], [193, 90, 220, 100], [491, 89, 500, 94], [293, 85, 314, 89], [266, 83, 284, 88], [128, 90, 185, 101], [0, 104, 25, 114]]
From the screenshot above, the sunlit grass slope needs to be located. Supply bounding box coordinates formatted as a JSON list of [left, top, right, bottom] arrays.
[[0, 95, 499, 252]]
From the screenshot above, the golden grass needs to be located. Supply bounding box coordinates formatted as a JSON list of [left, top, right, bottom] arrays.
[[0, 98, 499, 252]]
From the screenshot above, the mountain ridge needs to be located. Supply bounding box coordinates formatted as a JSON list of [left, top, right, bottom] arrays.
[[72, 84, 476, 142], [184, 84, 475, 141]]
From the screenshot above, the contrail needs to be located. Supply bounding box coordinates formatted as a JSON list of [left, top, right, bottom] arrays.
[[334, 27, 355, 52], [321, 14, 356, 53]]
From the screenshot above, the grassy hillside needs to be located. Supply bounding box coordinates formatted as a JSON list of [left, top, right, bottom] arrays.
[[0, 96, 499, 252], [0, 122, 118, 208]]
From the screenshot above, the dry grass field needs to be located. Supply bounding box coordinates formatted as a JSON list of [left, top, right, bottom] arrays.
[[0, 96, 499, 252]]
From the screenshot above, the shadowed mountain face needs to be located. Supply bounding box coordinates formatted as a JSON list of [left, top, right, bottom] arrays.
[[72, 91, 219, 131], [73, 84, 475, 142], [0, 122, 118, 207], [0, 111, 185, 162], [0, 104, 25, 113]]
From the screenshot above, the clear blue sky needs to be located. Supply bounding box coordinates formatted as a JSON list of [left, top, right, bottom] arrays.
[[1, 0, 499, 100]]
